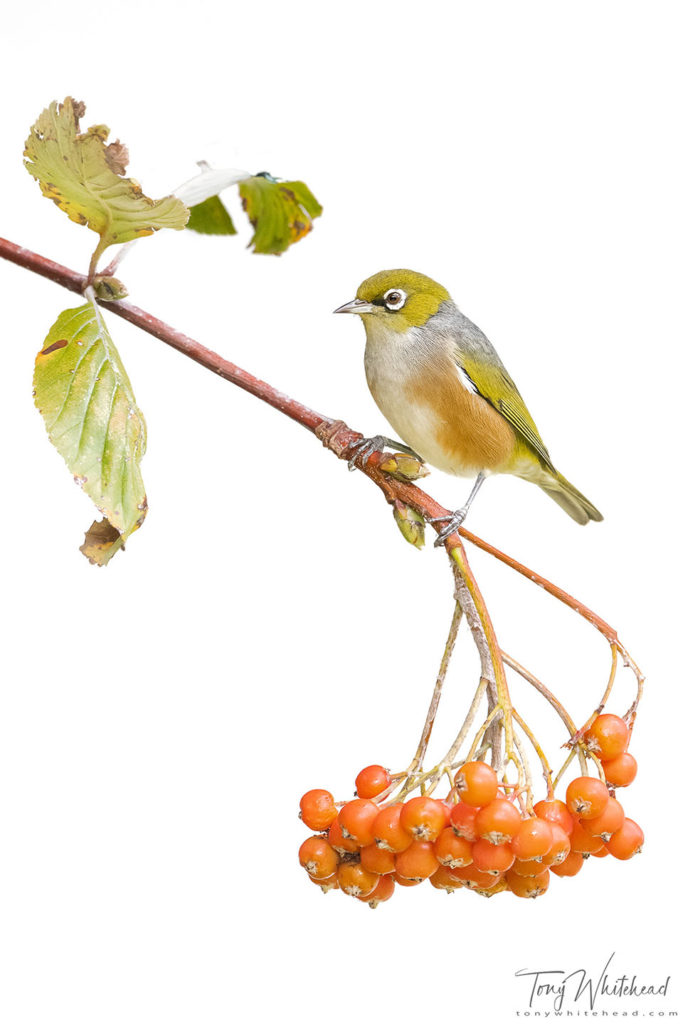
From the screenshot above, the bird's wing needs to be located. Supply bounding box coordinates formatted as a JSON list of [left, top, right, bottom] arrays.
[[448, 311, 555, 472]]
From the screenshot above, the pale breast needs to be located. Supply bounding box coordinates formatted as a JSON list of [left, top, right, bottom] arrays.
[[364, 321, 516, 478]]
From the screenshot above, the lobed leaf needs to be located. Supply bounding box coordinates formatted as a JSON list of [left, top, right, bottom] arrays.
[[239, 174, 322, 254], [24, 97, 188, 260], [34, 303, 148, 565]]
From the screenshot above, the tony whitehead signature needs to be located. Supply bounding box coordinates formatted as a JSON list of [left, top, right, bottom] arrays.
[[515, 952, 671, 1011]]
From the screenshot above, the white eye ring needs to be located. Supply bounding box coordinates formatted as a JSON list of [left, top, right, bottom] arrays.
[[383, 288, 407, 311]]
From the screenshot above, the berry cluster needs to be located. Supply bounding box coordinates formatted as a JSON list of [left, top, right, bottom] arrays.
[[298, 717, 642, 907]]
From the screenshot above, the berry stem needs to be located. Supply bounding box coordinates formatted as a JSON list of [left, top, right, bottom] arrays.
[[410, 601, 464, 773]]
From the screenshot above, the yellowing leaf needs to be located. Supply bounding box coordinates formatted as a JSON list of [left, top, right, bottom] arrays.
[[239, 174, 322, 254], [186, 195, 237, 235], [24, 97, 188, 266], [34, 303, 148, 564]]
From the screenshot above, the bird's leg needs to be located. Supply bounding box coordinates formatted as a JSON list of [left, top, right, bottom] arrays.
[[429, 473, 486, 546], [347, 435, 424, 471]]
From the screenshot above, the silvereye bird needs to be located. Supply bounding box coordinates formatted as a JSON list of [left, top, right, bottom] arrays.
[[334, 269, 602, 541]]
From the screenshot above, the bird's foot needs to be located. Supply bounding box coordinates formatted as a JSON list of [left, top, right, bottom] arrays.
[[347, 435, 423, 471], [427, 509, 468, 547]]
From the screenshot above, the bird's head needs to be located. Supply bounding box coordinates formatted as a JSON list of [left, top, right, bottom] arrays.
[[334, 269, 451, 333]]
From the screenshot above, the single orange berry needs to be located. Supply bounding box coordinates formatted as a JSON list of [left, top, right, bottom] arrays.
[[430, 864, 463, 891], [449, 864, 499, 890], [453, 761, 499, 806], [511, 856, 550, 877], [298, 836, 339, 879], [338, 798, 378, 846], [533, 798, 574, 835], [580, 796, 625, 840], [372, 804, 413, 852], [511, 817, 553, 861], [355, 765, 391, 799], [570, 819, 606, 855], [606, 818, 644, 860], [434, 829, 473, 868], [337, 860, 379, 897], [360, 843, 396, 875], [565, 776, 609, 819], [550, 850, 585, 877], [358, 874, 395, 906], [475, 798, 522, 844], [507, 867, 550, 898], [450, 802, 479, 841], [585, 714, 630, 761], [471, 839, 515, 875], [395, 840, 439, 879], [299, 789, 337, 831], [541, 823, 571, 867], [602, 752, 638, 788], [400, 797, 448, 841], [328, 818, 360, 854], [308, 874, 339, 893]]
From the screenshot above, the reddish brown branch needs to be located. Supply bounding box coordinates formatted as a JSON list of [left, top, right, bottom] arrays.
[[0, 235, 631, 666]]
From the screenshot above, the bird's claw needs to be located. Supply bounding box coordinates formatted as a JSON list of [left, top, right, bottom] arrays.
[[347, 435, 388, 471], [429, 509, 467, 547]]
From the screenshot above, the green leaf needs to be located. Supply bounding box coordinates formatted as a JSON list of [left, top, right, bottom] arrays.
[[34, 303, 148, 564], [239, 174, 322, 254], [186, 195, 237, 235], [24, 97, 188, 263]]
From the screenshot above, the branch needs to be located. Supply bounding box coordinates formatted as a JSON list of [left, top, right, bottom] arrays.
[[1, 235, 639, 688]]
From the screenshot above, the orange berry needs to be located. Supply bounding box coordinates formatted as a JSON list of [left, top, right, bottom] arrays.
[[450, 802, 479, 841], [394, 873, 424, 887], [533, 798, 574, 835], [430, 864, 464, 891], [565, 776, 609, 819], [550, 850, 585, 877], [400, 797, 448, 841], [338, 799, 378, 846], [358, 874, 395, 906], [510, 818, 553, 861], [449, 864, 499, 890], [395, 840, 439, 879], [541, 823, 571, 867], [337, 861, 379, 898], [434, 829, 473, 868], [360, 844, 396, 875], [602, 752, 638, 788], [355, 764, 391, 799], [471, 839, 515, 875], [585, 714, 630, 761], [453, 761, 498, 806], [372, 804, 413, 852], [511, 856, 549, 877], [580, 796, 625, 840], [507, 867, 550, 898], [475, 798, 522, 844], [328, 818, 359, 854], [570, 819, 606, 855], [299, 789, 337, 831], [308, 874, 339, 893], [298, 836, 339, 879], [606, 818, 644, 860]]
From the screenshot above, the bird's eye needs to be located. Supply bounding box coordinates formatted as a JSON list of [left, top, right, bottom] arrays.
[[383, 288, 407, 311]]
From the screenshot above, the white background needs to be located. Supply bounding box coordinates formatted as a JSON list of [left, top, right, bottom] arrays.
[[1, 2, 681, 1021]]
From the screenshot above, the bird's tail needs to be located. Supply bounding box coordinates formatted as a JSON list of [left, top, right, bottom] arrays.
[[538, 471, 603, 525]]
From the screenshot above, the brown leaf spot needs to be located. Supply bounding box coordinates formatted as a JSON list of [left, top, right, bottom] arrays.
[[105, 139, 129, 175], [39, 338, 68, 356]]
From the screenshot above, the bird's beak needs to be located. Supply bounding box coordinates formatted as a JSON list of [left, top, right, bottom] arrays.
[[333, 298, 376, 315]]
